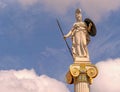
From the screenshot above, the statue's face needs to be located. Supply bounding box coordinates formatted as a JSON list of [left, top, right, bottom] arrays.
[[75, 13, 82, 22]]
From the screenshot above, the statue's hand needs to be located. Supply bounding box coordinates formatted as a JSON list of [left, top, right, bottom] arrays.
[[89, 23, 92, 27], [88, 23, 92, 32]]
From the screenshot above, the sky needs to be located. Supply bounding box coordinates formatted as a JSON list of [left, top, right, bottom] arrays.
[[0, 0, 120, 92]]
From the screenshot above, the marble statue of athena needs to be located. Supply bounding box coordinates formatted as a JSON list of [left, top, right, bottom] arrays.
[[64, 9, 93, 61]]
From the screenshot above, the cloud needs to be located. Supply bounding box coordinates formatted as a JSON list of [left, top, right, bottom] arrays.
[[17, 0, 120, 21], [91, 58, 120, 92], [0, 69, 70, 92], [1, 0, 120, 22], [1, 58, 120, 92], [78, 0, 120, 22], [38, 0, 75, 15], [17, 0, 75, 15]]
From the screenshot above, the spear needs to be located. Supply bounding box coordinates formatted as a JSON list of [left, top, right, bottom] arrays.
[[56, 19, 73, 59]]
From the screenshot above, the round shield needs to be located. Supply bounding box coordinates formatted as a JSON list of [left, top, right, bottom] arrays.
[[84, 18, 97, 36]]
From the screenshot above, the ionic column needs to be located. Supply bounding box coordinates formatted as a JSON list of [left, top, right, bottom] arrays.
[[66, 63, 98, 92]]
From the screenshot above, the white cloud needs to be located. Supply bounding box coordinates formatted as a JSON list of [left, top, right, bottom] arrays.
[[0, 58, 120, 92], [18, 0, 120, 22], [77, 0, 120, 22], [1, 0, 120, 21], [0, 69, 70, 92], [17, 0, 75, 14], [91, 58, 120, 92], [38, 0, 75, 15]]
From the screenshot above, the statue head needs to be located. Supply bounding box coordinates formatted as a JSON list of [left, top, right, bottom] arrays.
[[75, 8, 82, 22]]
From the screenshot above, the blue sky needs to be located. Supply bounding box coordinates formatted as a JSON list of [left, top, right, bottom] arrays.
[[0, 0, 120, 91]]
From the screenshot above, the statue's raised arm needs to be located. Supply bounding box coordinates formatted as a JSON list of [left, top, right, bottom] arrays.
[[64, 8, 97, 62]]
